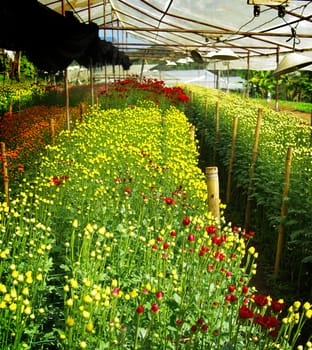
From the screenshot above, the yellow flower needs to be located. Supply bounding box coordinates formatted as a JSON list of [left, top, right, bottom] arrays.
[[79, 341, 87, 349], [130, 289, 138, 298], [303, 302, 311, 310], [66, 298, 74, 307], [11, 270, 19, 279], [82, 310, 90, 319], [306, 309, 312, 319], [248, 246, 256, 255], [36, 273, 43, 281], [24, 306, 32, 315], [83, 295, 92, 304], [0, 301, 6, 308], [0, 283, 7, 293], [66, 316, 75, 327], [69, 279, 78, 289], [86, 322, 94, 332], [293, 301, 301, 310], [111, 279, 118, 288], [72, 219, 79, 228], [9, 303, 17, 311]]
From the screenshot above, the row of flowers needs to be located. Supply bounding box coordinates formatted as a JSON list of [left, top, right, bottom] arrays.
[[0, 96, 311, 349]]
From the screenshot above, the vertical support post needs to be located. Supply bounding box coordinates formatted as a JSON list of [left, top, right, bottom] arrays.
[[205, 167, 220, 222], [79, 102, 87, 123], [213, 101, 220, 165], [246, 51, 250, 98], [226, 116, 238, 203], [274, 146, 293, 277], [205, 96, 209, 119], [9, 101, 12, 116], [50, 118, 55, 145], [65, 68, 70, 131], [244, 108, 262, 230], [62, 1, 70, 131], [1, 142, 9, 204], [90, 59, 94, 105], [275, 46, 280, 112], [189, 125, 195, 143]]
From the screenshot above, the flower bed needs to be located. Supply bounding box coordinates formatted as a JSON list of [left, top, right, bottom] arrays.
[[0, 97, 311, 349]]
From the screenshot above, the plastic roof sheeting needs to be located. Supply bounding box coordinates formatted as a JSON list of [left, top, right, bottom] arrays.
[[38, 0, 312, 70]]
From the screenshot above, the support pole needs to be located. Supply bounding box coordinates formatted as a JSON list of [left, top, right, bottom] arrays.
[[64, 68, 70, 131], [205, 166, 220, 222], [274, 146, 293, 277], [50, 118, 55, 145], [213, 101, 220, 165], [275, 47, 280, 112], [226, 116, 238, 203], [244, 108, 262, 230], [1, 142, 9, 204]]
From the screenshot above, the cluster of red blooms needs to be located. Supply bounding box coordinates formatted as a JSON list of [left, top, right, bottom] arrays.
[[238, 293, 285, 337], [100, 77, 190, 104], [49, 175, 69, 186]]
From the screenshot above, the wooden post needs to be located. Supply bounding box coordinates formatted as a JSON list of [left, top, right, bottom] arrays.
[[64, 68, 70, 131], [79, 102, 87, 123], [274, 146, 293, 277], [244, 108, 262, 230], [226, 116, 238, 203], [213, 101, 220, 164], [9, 101, 12, 116], [1, 142, 9, 204], [50, 118, 55, 145], [205, 166, 220, 222], [189, 125, 195, 143], [205, 96, 209, 119]]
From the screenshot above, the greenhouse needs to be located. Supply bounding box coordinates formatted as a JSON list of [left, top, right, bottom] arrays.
[[0, 1, 312, 349]]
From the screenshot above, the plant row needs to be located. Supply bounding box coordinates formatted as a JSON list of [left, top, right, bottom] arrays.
[[183, 85, 312, 298]]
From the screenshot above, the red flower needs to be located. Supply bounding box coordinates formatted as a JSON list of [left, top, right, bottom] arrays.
[[188, 234, 195, 242], [164, 197, 174, 205], [254, 315, 280, 330], [239, 305, 254, 319], [156, 291, 163, 299], [205, 225, 216, 234], [271, 300, 285, 313], [228, 285, 235, 293], [182, 217, 191, 226], [242, 285, 249, 295], [151, 304, 159, 313], [163, 242, 169, 250], [124, 188, 132, 194], [201, 324, 209, 332], [170, 231, 177, 237], [136, 305, 144, 314], [176, 319, 183, 326], [190, 325, 197, 332], [197, 317, 204, 325], [253, 294, 268, 307]]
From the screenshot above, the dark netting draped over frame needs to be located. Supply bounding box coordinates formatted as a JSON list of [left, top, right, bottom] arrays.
[[0, 0, 131, 72]]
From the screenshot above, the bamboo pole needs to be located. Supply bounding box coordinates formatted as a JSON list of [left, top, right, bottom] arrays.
[[50, 118, 55, 145], [213, 101, 220, 164], [274, 146, 293, 277], [64, 69, 70, 131], [205, 166, 220, 222], [189, 125, 195, 143], [244, 108, 262, 230], [1, 142, 9, 204], [226, 116, 238, 203]]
